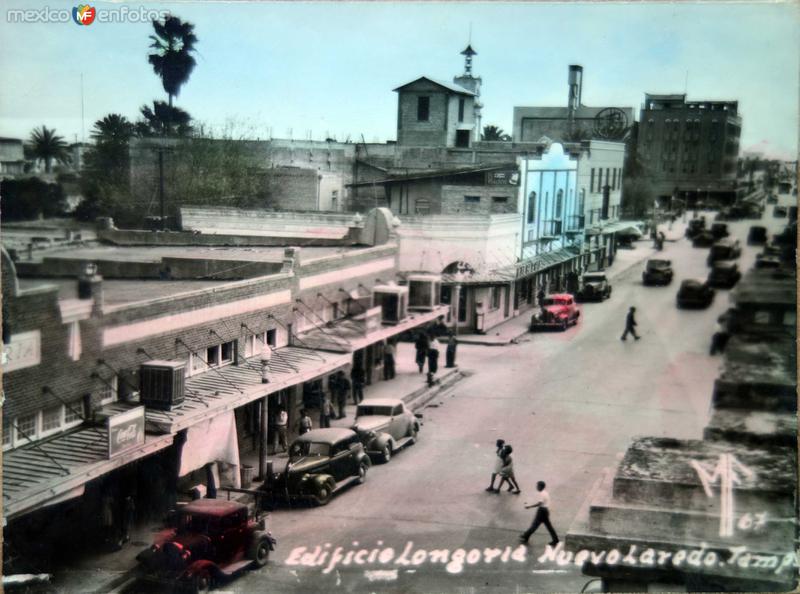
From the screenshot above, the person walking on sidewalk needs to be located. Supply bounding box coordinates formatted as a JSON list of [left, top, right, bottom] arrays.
[[415, 332, 429, 373], [445, 332, 458, 368], [351, 366, 365, 404], [383, 341, 396, 380], [519, 481, 559, 547], [275, 406, 288, 452], [486, 439, 506, 492], [333, 371, 350, 419], [620, 306, 641, 341], [426, 337, 440, 386], [298, 410, 313, 435], [496, 445, 521, 494], [319, 394, 334, 428]]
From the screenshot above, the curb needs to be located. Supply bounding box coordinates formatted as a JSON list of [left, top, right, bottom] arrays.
[[403, 367, 464, 412]]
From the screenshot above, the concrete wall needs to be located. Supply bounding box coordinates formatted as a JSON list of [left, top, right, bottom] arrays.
[[440, 185, 517, 215], [397, 83, 449, 147]]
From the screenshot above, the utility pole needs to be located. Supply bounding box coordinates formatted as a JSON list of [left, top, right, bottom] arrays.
[[158, 148, 166, 230]]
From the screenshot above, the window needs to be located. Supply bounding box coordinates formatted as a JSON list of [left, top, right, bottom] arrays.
[[267, 329, 277, 347], [492, 196, 508, 204], [3, 417, 11, 449], [590, 169, 595, 192], [458, 98, 465, 123], [527, 192, 536, 223], [555, 190, 563, 218], [612, 169, 617, 190], [221, 341, 234, 364], [490, 287, 501, 310], [578, 189, 585, 215], [417, 96, 430, 121], [41, 405, 62, 435], [605, 168, 610, 188], [464, 195, 481, 203], [64, 402, 83, 426], [414, 198, 431, 215], [16, 413, 37, 443], [207, 346, 219, 366], [99, 376, 118, 406]]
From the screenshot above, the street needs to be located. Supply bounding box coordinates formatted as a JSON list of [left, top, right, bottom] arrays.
[[119, 204, 791, 594]]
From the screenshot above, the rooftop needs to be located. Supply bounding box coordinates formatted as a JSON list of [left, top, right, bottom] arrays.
[[393, 76, 476, 96]]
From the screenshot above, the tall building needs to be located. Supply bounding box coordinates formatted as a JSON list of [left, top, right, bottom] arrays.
[[636, 93, 741, 205]]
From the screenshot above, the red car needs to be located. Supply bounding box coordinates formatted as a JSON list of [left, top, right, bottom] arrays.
[[136, 499, 276, 593], [530, 293, 581, 331]]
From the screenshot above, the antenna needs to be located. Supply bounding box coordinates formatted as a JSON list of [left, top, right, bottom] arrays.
[[469, 22, 472, 44]]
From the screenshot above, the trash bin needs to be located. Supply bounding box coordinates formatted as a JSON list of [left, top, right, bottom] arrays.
[[240, 465, 254, 485]]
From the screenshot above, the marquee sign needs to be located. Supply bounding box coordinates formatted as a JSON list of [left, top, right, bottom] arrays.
[[107, 406, 145, 459]]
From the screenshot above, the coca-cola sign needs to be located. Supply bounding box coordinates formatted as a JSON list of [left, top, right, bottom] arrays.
[[107, 406, 145, 458]]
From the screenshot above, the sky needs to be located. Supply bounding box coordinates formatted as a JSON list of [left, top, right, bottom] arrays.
[[1, 1, 798, 158]]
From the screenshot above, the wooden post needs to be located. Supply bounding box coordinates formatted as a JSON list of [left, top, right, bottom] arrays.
[[258, 396, 269, 480]]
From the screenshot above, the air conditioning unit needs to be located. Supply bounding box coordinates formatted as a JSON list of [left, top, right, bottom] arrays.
[[406, 274, 441, 311], [372, 285, 408, 324], [139, 360, 186, 411]]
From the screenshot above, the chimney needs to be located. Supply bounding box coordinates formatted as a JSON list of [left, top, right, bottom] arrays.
[[568, 65, 583, 113]]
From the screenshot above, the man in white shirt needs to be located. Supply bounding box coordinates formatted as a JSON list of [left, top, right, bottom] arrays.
[[520, 481, 559, 547], [274, 406, 288, 453]]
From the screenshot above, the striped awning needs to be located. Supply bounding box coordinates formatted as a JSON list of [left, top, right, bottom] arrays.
[[144, 346, 352, 434], [3, 426, 173, 521]]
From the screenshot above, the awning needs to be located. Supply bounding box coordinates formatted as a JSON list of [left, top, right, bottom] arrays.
[[179, 410, 240, 488], [513, 246, 584, 280], [585, 220, 645, 237], [296, 304, 451, 353], [3, 426, 174, 521], [145, 346, 352, 434]]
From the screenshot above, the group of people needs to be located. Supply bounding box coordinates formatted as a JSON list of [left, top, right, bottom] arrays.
[[415, 329, 458, 387], [485, 439, 560, 548]]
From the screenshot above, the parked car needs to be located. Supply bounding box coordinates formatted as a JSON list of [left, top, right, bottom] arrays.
[[263, 428, 370, 506], [707, 261, 742, 289], [575, 272, 612, 302], [747, 225, 768, 245], [710, 222, 729, 239], [642, 259, 673, 286], [774, 205, 788, 218], [136, 499, 276, 593], [707, 238, 742, 265], [685, 217, 706, 238], [530, 293, 580, 331], [755, 253, 782, 269], [692, 231, 716, 248], [351, 398, 421, 463], [676, 280, 715, 309]]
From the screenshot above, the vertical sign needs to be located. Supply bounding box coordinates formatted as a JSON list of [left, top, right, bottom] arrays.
[[107, 406, 146, 459]]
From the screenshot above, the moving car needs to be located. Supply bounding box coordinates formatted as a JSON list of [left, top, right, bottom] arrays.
[[692, 231, 716, 248], [747, 225, 768, 245], [707, 261, 741, 289], [575, 272, 612, 302], [685, 217, 706, 239], [676, 280, 715, 309], [530, 293, 580, 331], [707, 238, 742, 266], [136, 499, 276, 593], [642, 259, 673, 286], [351, 398, 421, 463], [264, 428, 370, 506], [710, 222, 729, 240]]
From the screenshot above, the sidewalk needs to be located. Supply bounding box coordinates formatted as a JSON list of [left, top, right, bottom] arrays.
[[455, 220, 687, 346]]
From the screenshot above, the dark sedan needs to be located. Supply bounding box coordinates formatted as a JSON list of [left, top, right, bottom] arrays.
[[710, 223, 729, 239], [692, 231, 716, 248], [677, 280, 715, 309], [642, 259, 673, 286], [707, 239, 742, 266], [747, 225, 768, 245], [707, 261, 741, 289]]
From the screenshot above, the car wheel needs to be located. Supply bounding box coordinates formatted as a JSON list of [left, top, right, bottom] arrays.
[[357, 462, 368, 484], [191, 570, 212, 594], [381, 443, 392, 464], [253, 539, 270, 568], [315, 484, 332, 506]]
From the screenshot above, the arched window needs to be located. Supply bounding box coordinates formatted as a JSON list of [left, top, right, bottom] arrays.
[[527, 191, 536, 223], [555, 189, 563, 218]]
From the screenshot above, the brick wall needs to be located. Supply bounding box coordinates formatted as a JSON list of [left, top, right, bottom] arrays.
[[440, 185, 517, 215], [397, 88, 448, 147]]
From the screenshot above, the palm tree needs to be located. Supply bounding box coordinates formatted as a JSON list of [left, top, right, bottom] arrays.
[[91, 113, 134, 145], [137, 101, 193, 137], [27, 126, 70, 173], [481, 125, 511, 141], [148, 16, 197, 109]]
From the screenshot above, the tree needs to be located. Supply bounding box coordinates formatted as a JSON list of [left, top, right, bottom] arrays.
[[91, 113, 135, 145], [27, 126, 70, 173], [1, 178, 68, 220], [481, 125, 511, 141], [136, 101, 193, 137], [148, 15, 197, 109]]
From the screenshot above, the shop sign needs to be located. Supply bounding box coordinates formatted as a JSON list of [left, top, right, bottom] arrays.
[[2, 330, 41, 373], [515, 258, 543, 280], [486, 170, 520, 186], [108, 406, 145, 459]]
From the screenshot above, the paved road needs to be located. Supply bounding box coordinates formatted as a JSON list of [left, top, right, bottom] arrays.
[[120, 203, 791, 594]]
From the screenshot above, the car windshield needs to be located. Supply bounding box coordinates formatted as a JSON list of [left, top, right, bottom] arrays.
[[357, 405, 393, 416], [177, 512, 219, 534], [583, 275, 606, 282], [543, 297, 570, 306], [289, 441, 330, 461], [647, 260, 669, 270]]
